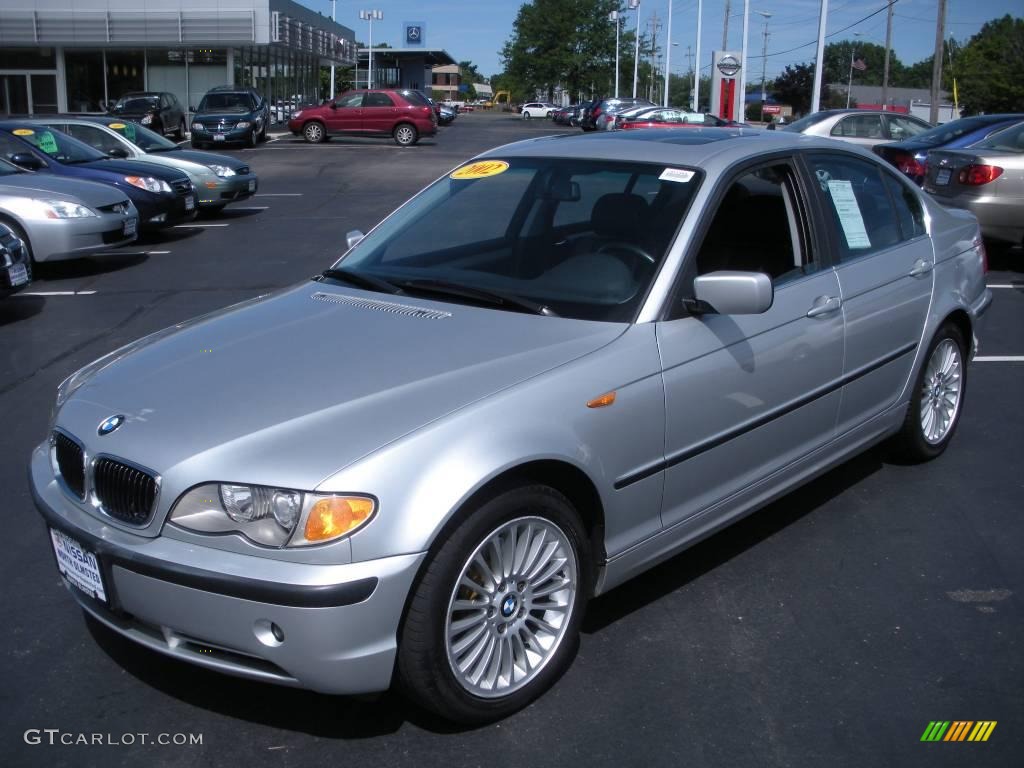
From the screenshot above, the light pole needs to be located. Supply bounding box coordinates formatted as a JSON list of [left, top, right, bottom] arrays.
[[663, 0, 672, 106], [630, 0, 641, 99], [609, 11, 621, 98], [754, 10, 771, 123], [736, 0, 750, 123], [359, 9, 383, 89], [693, 0, 702, 112], [846, 31, 864, 109], [329, 0, 337, 98]]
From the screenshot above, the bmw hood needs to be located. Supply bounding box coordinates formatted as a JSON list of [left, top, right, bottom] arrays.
[[56, 282, 623, 497]]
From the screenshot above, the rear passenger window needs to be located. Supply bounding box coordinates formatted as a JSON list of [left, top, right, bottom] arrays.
[[806, 154, 901, 261], [831, 115, 883, 140], [883, 174, 926, 240], [364, 93, 394, 107]]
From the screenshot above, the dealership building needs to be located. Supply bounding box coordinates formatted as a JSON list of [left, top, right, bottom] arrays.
[[0, 0, 356, 118]]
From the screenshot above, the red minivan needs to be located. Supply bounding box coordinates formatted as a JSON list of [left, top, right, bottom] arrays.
[[288, 89, 438, 146]]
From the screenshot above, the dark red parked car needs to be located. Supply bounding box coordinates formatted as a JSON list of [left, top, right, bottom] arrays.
[[288, 89, 437, 146]]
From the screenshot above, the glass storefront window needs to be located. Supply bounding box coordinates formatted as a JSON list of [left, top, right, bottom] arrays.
[[65, 51, 105, 112], [30, 75, 58, 114], [0, 50, 56, 69], [106, 51, 145, 102]]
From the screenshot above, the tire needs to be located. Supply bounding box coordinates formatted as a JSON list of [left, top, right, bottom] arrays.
[[398, 485, 590, 724], [174, 120, 185, 141], [522, 111, 532, 120], [259, 120, 268, 141], [246, 127, 257, 148], [303, 122, 326, 144], [892, 322, 968, 461], [393, 123, 418, 147]]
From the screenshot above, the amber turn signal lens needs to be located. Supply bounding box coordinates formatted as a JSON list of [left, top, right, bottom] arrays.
[[587, 391, 616, 408], [304, 497, 374, 542]]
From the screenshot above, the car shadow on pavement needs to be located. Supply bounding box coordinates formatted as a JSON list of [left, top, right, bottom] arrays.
[[582, 449, 885, 634], [33, 253, 149, 281], [83, 615, 483, 736], [0, 295, 44, 325]]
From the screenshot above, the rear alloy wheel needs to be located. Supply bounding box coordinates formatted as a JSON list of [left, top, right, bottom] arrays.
[[522, 111, 532, 120], [398, 485, 588, 724], [174, 120, 185, 141], [393, 123, 418, 147], [893, 323, 967, 461], [303, 122, 325, 144]]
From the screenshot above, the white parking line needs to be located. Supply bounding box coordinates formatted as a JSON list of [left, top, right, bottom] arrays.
[[173, 223, 230, 228], [19, 290, 97, 296], [974, 356, 1024, 362], [91, 250, 170, 256], [227, 206, 269, 211], [255, 193, 303, 197]]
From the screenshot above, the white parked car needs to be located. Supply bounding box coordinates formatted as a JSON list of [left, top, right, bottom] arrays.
[[521, 102, 556, 120]]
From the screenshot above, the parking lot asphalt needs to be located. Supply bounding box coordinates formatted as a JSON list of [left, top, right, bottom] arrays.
[[1, 112, 1021, 768]]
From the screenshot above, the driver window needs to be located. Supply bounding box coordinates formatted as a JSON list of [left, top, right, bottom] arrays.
[[694, 164, 812, 284]]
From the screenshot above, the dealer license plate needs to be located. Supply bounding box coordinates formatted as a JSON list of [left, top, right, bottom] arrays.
[[50, 529, 107, 604], [8, 263, 28, 286], [185, 195, 195, 211], [123, 217, 137, 237], [214, 134, 226, 142], [248, 179, 256, 192], [935, 168, 951, 186]]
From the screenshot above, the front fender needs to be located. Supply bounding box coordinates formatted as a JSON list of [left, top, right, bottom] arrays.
[[322, 324, 667, 564]]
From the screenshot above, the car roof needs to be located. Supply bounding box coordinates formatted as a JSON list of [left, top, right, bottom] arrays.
[[118, 92, 162, 98], [480, 128, 879, 170]]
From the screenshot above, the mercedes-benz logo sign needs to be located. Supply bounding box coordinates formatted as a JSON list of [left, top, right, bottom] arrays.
[[407, 25, 421, 42], [717, 55, 741, 77], [98, 415, 125, 436]]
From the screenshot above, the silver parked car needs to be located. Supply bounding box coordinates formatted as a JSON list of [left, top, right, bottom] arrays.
[[923, 119, 1024, 249], [784, 109, 932, 147], [36, 117, 259, 213], [32, 130, 990, 723], [0, 158, 138, 263]]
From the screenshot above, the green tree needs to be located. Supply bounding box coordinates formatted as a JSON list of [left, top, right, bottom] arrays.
[[823, 40, 902, 87], [501, 0, 618, 101], [950, 15, 1024, 114], [772, 62, 842, 116]]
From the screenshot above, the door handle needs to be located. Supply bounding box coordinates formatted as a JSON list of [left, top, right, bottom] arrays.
[[909, 259, 934, 277], [806, 295, 842, 317]]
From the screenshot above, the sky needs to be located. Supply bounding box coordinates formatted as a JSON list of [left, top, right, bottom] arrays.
[[300, 1, 1022, 83]]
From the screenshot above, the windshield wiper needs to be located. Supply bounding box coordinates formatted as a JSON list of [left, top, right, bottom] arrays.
[[395, 278, 557, 317], [319, 268, 403, 295]]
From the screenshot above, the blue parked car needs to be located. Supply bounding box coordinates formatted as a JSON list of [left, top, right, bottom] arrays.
[[0, 122, 197, 231], [874, 113, 1024, 185]]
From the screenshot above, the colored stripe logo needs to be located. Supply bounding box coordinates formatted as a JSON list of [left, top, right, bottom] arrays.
[[921, 721, 997, 742]]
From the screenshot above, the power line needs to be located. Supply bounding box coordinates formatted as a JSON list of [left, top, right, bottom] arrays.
[[749, 0, 900, 62]]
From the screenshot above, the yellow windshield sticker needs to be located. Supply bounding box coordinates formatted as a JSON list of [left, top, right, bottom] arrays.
[[109, 122, 126, 129], [12, 128, 34, 136], [450, 160, 509, 180]]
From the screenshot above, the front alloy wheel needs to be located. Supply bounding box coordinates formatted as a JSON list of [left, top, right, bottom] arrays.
[[303, 122, 325, 143], [398, 485, 588, 724]]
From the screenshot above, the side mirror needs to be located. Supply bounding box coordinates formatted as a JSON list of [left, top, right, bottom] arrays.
[[345, 229, 365, 250], [107, 147, 130, 158], [691, 271, 773, 315], [10, 152, 43, 170]]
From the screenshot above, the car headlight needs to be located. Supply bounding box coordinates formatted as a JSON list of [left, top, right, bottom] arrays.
[[140, 115, 153, 125], [235, 121, 251, 129], [30, 199, 96, 221], [191, 122, 203, 132], [169, 484, 376, 547], [206, 164, 236, 178], [292, 110, 303, 119], [124, 176, 172, 194]]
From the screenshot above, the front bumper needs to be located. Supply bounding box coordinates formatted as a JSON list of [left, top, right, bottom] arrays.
[[197, 173, 258, 208], [0, 238, 31, 295], [24, 211, 139, 262], [30, 444, 424, 695], [130, 190, 197, 231], [191, 125, 252, 145]]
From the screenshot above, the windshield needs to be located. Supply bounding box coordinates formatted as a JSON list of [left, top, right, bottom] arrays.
[[908, 115, 1013, 146], [782, 112, 832, 132], [107, 120, 177, 151], [334, 157, 702, 322], [5, 127, 106, 164], [198, 93, 255, 113], [972, 121, 1024, 153], [111, 97, 159, 112]]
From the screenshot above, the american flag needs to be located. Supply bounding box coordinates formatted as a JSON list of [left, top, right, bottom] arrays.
[[852, 56, 867, 71]]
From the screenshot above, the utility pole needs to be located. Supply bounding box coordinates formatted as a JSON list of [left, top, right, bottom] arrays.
[[759, 17, 770, 122], [881, 0, 894, 110], [810, 0, 828, 114], [693, 0, 702, 111], [663, 0, 673, 107], [648, 12, 662, 102], [723, 0, 731, 49], [631, 0, 642, 98], [929, 0, 947, 124], [329, 0, 337, 98]]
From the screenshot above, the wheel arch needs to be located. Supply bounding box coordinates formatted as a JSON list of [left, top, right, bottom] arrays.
[[942, 307, 973, 356]]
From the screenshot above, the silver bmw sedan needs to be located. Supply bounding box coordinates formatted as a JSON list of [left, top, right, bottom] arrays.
[[32, 128, 991, 724]]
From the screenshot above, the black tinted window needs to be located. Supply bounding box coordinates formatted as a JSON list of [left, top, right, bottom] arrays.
[[807, 154, 901, 260], [364, 92, 394, 107]]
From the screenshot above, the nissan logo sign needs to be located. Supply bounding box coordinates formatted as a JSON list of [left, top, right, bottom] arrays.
[[717, 55, 741, 77]]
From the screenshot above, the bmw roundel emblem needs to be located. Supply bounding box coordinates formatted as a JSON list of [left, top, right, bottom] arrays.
[[501, 595, 518, 618], [98, 415, 125, 436]]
